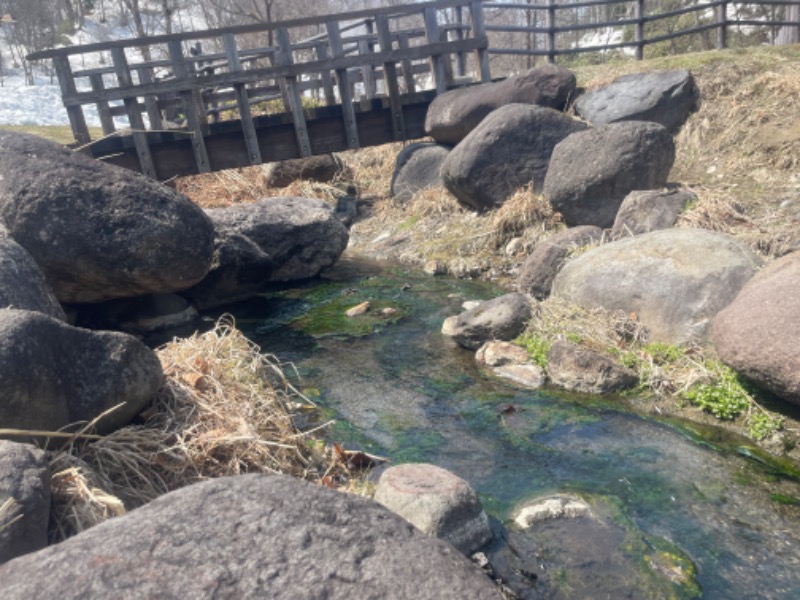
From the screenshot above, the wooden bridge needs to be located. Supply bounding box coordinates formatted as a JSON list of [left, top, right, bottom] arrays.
[[27, 0, 491, 181]]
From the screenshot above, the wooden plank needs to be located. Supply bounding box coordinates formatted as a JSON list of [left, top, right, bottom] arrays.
[[315, 42, 337, 105], [424, 7, 446, 93], [61, 37, 489, 106], [136, 66, 164, 130], [167, 40, 211, 173], [224, 33, 262, 165], [53, 55, 91, 144], [396, 33, 417, 94], [358, 39, 377, 99], [275, 27, 312, 157], [28, 0, 471, 60], [110, 47, 156, 178], [89, 73, 115, 135], [326, 20, 360, 149], [376, 14, 406, 141], [470, 1, 491, 82]]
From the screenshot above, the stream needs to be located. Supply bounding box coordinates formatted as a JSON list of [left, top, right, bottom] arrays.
[[205, 255, 800, 599]]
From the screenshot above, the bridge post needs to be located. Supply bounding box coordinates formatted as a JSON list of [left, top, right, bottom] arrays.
[[424, 6, 447, 93], [223, 33, 262, 166], [167, 40, 211, 173], [470, 1, 491, 82], [635, 0, 645, 60], [376, 14, 407, 141], [88, 73, 115, 135], [110, 47, 157, 178], [276, 27, 313, 157], [326, 21, 360, 150], [716, 0, 729, 49], [52, 55, 91, 145]]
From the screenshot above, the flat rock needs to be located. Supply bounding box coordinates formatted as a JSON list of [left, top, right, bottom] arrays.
[[476, 341, 530, 367], [0, 441, 50, 564], [206, 197, 349, 282], [494, 364, 546, 389], [516, 225, 603, 300], [547, 340, 638, 394], [0, 228, 65, 321], [575, 69, 699, 133], [712, 251, 800, 404], [610, 188, 696, 240], [374, 463, 493, 555], [543, 122, 675, 228], [0, 308, 163, 435], [0, 474, 500, 599], [0, 131, 215, 303], [514, 495, 591, 528], [426, 64, 576, 145], [441, 104, 588, 211], [442, 293, 533, 350], [552, 228, 762, 345], [261, 154, 350, 188], [391, 142, 451, 203]]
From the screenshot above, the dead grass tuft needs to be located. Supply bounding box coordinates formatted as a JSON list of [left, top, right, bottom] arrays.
[[46, 316, 328, 542], [492, 186, 561, 247], [175, 167, 265, 208]]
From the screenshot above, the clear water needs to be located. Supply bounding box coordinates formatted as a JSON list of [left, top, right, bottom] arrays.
[[212, 256, 800, 599]]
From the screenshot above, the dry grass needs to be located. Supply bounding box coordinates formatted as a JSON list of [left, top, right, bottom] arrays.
[[0, 497, 22, 533], [46, 317, 331, 542]]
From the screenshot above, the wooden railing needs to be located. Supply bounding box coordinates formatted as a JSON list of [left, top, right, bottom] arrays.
[[27, 0, 490, 178], [483, 0, 800, 63]]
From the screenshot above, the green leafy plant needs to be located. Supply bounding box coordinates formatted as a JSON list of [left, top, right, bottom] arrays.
[[518, 335, 551, 369], [684, 364, 751, 420], [641, 342, 683, 365], [748, 412, 783, 442]]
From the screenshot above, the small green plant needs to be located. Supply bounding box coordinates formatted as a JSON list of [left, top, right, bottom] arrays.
[[748, 411, 783, 442], [684, 364, 751, 420], [641, 342, 683, 365], [565, 332, 584, 345], [518, 335, 551, 369]]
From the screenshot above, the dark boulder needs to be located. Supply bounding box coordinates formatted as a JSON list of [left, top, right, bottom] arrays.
[[0, 308, 163, 435], [206, 197, 349, 283], [0, 228, 65, 321], [574, 69, 699, 133], [391, 142, 451, 203], [181, 228, 274, 310], [425, 64, 576, 145], [0, 474, 500, 599], [543, 122, 675, 228], [516, 226, 603, 300], [712, 251, 800, 404], [0, 131, 215, 303], [441, 104, 588, 211], [0, 441, 50, 564]]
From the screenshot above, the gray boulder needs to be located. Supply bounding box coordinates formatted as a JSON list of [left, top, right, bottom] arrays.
[[516, 226, 603, 300], [391, 142, 451, 203], [261, 154, 350, 188], [374, 463, 493, 555], [0, 474, 500, 599], [0, 131, 215, 303], [206, 197, 349, 282], [0, 229, 65, 321], [425, 64, 577, 145], [553, 229, 763, 345], [574, 69, 699, 133], [442, 104, 589, 211], [543, 122, 675, 228], [712, 251, 800, 404], [0, 308, 163, 435], [610, 188, 696, 240], [181, 228, 274, 310], [0, 441, 50, 564], [547, 340, 638, 394], [442, 293, 533, 350]]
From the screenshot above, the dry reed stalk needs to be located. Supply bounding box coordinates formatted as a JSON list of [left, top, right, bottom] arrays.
[[47, 316, 326, 542], [0, 497, 22, 533]]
